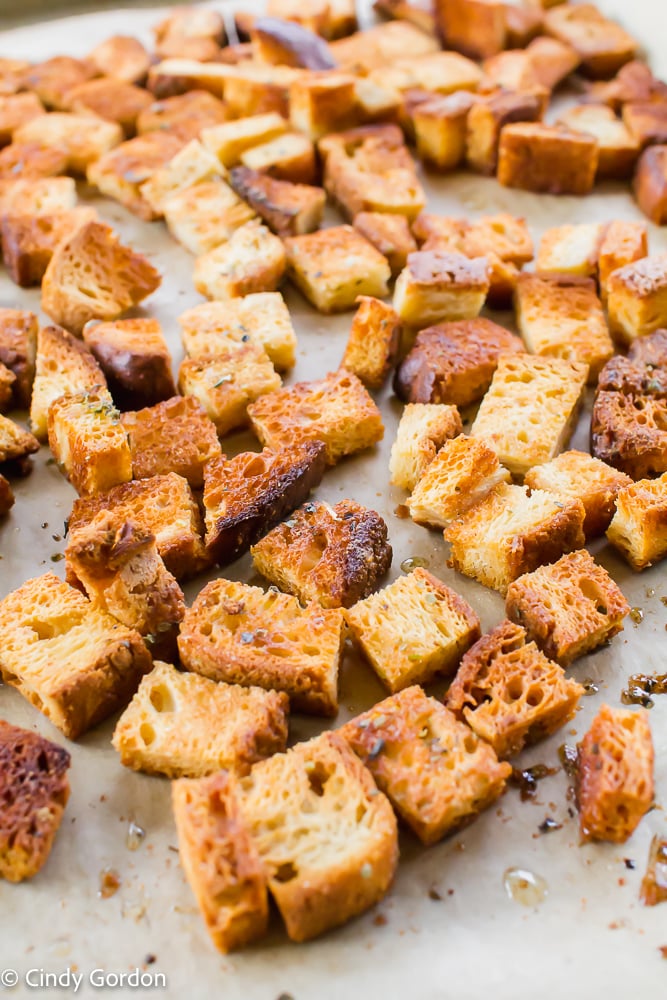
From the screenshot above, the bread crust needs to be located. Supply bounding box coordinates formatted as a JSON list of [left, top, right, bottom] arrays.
[[88, 34, 151, 85], [0, 93, 45, 146], [0, 413, 40, 464], [83, 318, 176, 410], [65, 78, 153, 136], [0, 472, 14, 515], [466, 90, 543, 176], [1, 207, 97, 288], [240, 131, 317, 184], [201, 112, 288, 167], [607, 253, 667, 344], [557, 103, 639, 179], [393, 251, 489, 328]]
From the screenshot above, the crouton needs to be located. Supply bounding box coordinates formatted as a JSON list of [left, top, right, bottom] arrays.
[[1, 176, 76, 215], [47, 388, 132, 496], [0, 309, 37, 408], [284, 225, 391, 313], [0, 93, 44, 146], [389, 402, 463, 492], [251, 16, 337, 69], [465, 213, 534, 267], [88, 34, 151, 85], [268, 0, 358, 39], [466, 91, 543, 176], [434, 0, 507, 60], [137, 90, 228, 144], [330, 20, 438, 74], [0, 720, 70, 883], [19, 56, 96, 111], [14, 112, 123, 174], [633, 145, 667, 225], [139, 138, 223, 216], [352, 213, 416, 279], [164, 179, 256, 256], [622, 102, 667, 149], [535, 224, 603, 278], [203, 443, 327, 566], [251, 498, 392, 608], [598, 220, 648, 303], [153, 7, 225, 60], [194, 221, 286, 301], [222, 64, 299, 120], [201, 113, 288, 168], [408, 434, 510, 529], [481, 50, 540, 92], [146, 57, 234, 100], [353, 76, 402, 126], [368, 50, 483, 100], [412, 91, 477, 172], [179, 578, 344, 715], [121, 395, 221, 489], [228, 166, 325, 238], [373, 0, 436, 36], [627, 328, 667, 368], [0, 365, 15, 413], [340, 686, 510, 845], [82, 318, 176, 410], [544, 4, 637, 79], [484, 38, 579, 92], [30, 325, 106, 441], [1, 207, 96, 288], [607, 473, 667, 571], [288, 72, 357, 140], [497, 122, 599, 195], [640, 835, 667, 907], [0, 413, 40, 465], [179, 294, 296, 372], [577, 705, 653, 843], [607, 253, 667, 344], [393, 251, 488, 328], [446, 620, 584, 757], [0, 59, 31, 98], [0, 473, 13, 515], [172, 772, 268, 954], [0, 573, 151, 740], [0, 141, 67, 182], [86, 131, 184, 219], [239, 130, 317, 184], [340, 297, 401, 390], [248, 369, 384, 463], [557, 103, 639, 179], [64, 78, 152, 137]]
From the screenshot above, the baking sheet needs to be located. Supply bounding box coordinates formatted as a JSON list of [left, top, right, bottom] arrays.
[[0, 3, 667, 998]]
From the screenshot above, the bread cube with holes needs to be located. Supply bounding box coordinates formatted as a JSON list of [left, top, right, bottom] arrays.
[[139, 139, 224, 216], [228, 166, 325, 238], [607, 473, 667, 571], [194, 221, 286, 301], [607, 254, 667, 344], [412, 92, 477, 172], [248, 369, 384, 463], [0, 574, 152, 740], [408, 434, 510, 529], [137, 90, 228, 143], [201, 113, 288, 168], [340, 685, 511, 846], [0, 308, 37, 408], [64, 78, 153, 137], [47, 389, 132, 497], [179, 294, 296, 372], [179, 578, 345, 715], [466, 91, 543, 176], [393, 251, 488, 328], [88, 34, 151, 85], [345, 568, 480, 692], [535, 224, 604, 278], [634, 146, 667, 225], [82, 318, 176, 410], [578, 705, 653, 843], [598, 221, 648, 303], [240, 131, 317, 184], [0, 93, 44, 146], [19, 55, 96, 110], [115, 662, 288, 779], [13, 112, 122, 174], [0, 414, 39, 468], [30, 325, 106, 441], [251, 498, 392, 609], [284, 225, 390, 313], [434, 0, 506, 60], [164, 179, 256, 256], [203, 443, 327, 566], [445, 483, 586, 595], [389, 403, 462, 492], [544, 4, 637, 79], [1, 207, 97, 289], [353, 213, 417, 278], [557, 104, 639, 179], [87, 132, 184, 220], [446, 620, 584, 758], [340, 297, 401, 390], [497, 122, 598, 195]]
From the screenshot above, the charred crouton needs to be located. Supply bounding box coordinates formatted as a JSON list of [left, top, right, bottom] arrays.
[[251, 498, 392, 608], [446, 620, 584, 757], [248, 369, 384, 463], [202, 442, 327, 565], [0, 473, 13, 515], [228, 166, 325, 238], [0, 141, 67, 182], [598, 220, 648, 302], [466, 90, 543, 176], [471, 353, 588, 477], [30, 325, 106, 441], [1, 175, 76, 215], [0, 413, 40, 467], [627, 328, 667, 368], [394, 318, 521, 407], [41, 221, 161, 337], [607, 472, 667, 571], [139, 138, 223, 216], [353, 213, 416, 278], [330, 20, 438, 74], [251, 16, 337, 69], [289, 72, 358, 140], [393, 251, 489, 328], [239, 131, 317, 185], [194, 221, 286, 300], [0, 573, 151, 740], [201, 112, 288, 168], [607, 253, 667, 344], [137, 90, 229, 143], [179, 578, 344, 715], [88, 34, 151, 85], [86, 131, 184, 219], [544, 4, 637, 79], [121, 395, 221, 489], [524, 450, 632, 539], [408, 434, 510, 529], [19, 56, 96, 110], [497, 122, 598, 195], [340, 685, 510, 845], [535, 223, 603, 278], [0, 309, 37, 408], [413, 91, 477, 172], [577, 705, 653, 843], [179, 294, 296, 372], [434, 0, 507, 60], [558, 103, 639, 179], [14, 112, 122, 174], [47, 389, 132, 496], [340, 296, 401, 390], [622, 102, 667, 149], [0, 93, 44, 146], [389, 402, 463, 492], [445, 483, 586, 594], [0, 365, 15, 413], [64, 78, 152, 137], [82, 318, 176, 410], [164, 179, 256, 255], [0, 720, 70, 882], [634, 145, 667, 225], [153, 7, 226, 60], [1, 207, 97, 288]]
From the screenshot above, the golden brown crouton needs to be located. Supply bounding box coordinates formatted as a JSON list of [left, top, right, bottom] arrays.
[[228, 165, 325, 238], [0, 207, 96, 288], [138, 138, 224, 216], [179, 578, 345, 715], [268, 0, 358, 39], [179, 294, 297, 372], [239, 130, 317, 184], [0, 141, 67, 182], [484, 37, 579, 92], [14, 112, 123, 174], [497, 122, 599, 195], [194, 220, 286, 301], [623, 102, 667, 149], [434, 0, 506, 60], [1, 176, 76, 215], [389, 402, 462, 492], [353, 212, 417, 277], [340, 296, 401, 390], [251, 498, 392, 608], [634, 145, 667, 225], [19, 55, 97, 110], [345, 567, 480, 692], [0, 93, 44, 145], [544, 4, 637, 79], [607, 254, 667, 344], [201, 112, 288, 168], [0, 473, 14, 515], [373, 0, 436, 36], [251, 16, 337, 68], [153, 7, 225, 60], [164, 179, 256, 256], [340, 686, 510, 845], [412, 91, 477, 172], [248, 369, 384, 463], [203, 443, 327, 566], [0, 308, 37, 408], [599, 221, 648, 303], [0, 720, 70, 883], [331, 19, 438, 73], [0, 573, 151, 740], [82, 318, 176, 410], [466, 90, 543, 176], [607, 472, 667, 571], [393, 251, 489, 328], [446, 620, 584, 758], [88, 34, 151, 85], [557, 103, 639, 179], [0, 363, 15, 413], [30, 324, 106, 442], [288, 72, 357, 140], [577, 705, 653, 843], [137, 89, 229, 143], [0, 59, 31, 98], [87, 131, 184, 219], [0, 413, 40, 467], [64, 78, 152, 137], [47, 389, 132, 497]]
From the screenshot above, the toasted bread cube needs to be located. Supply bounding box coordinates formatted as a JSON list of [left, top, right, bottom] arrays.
[[497, 122, 598, 195], [19, 55, 96, 110], [68, 472, 209, 581], [446, 620, 583, 757], [419, 225, 522, 310], [481, 50, 540, 92], [445, 483, 586, 594], [0, 413, 39, 466], [228, 166, 325, 238], [598, 221, 648, 302], [64, 78, 152, 136], [389, 402, 462, 492], [30, 325, 106, 441], [484, 37, 579, 92], [267, 0, 357, 39], [239, 131, 317, 184], [0, 364, 15, 413], [248, 369, 384, 463], [466, 90, 543, 176], [506, 549, 629, 666], [471, 353, 588, 477], [373, 0, 436, 35], [368, 50, 482, 100], [0, 720, 70, 883], [203, 443, 327, 565], [330, 20, 438, 74], [284, 226, 390, 313], [607, 473, 667, 571], [179, 578, 344, 715], [139, 138, 224, 216], [0, 574, 151, 740], [558, 103, 639, 179], [146, 57, 235, 100], [87, 131, 184, 219], [47, 389, 132, 496], [408, 434, 510, 529], [577, 705, 653, 843], [623, 102, 667, 150], [289, 72, 357, 140], [179, 294, 296, 372], [0, 473, 13, 515], [153, 6, 225, 60], [434, 0, 507, 60], [413, 92, 477, 171], [201, 113, 287, 168], [353, 213, 416, 278], [194, 221, 286, 301], [14, 112, 123, 174], [466, 212, 534, 266], [1, 176, 77, 216], [121, 395, 221, 489], [341, 686, 510, 845], [137, 89, 229, 143], [535, 223, 604, 278], [172, 772, 268, 954], [0, 59, 31, 98], [251, 498, 392, 608], [340, 297, 401, 390], [0, 93, 45, 146], [0, 141, 68, 182], [250, 16, 337, 68], [395, 318, 522, 407], [627, 328, 667, 368], [393, 251, 488, 328], [164, 179, 256, 255], [607, 253, 667, 344], [1, 207, 97, 288], [544, 4, 637, 79], [0, 309, 37, 408], [88, 34, 151, 85], [634, 145, 667, 225], [82, 318, 176, 410]]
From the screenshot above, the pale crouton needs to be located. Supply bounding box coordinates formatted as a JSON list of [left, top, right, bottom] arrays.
[[82, 318, 176, 410], [607, 473, 667, 571], [466, 90, 543, 176], [413, 91, 477, 171], [484, 38, 579, 92], [1, 207, 96, 288], [153, 6, 225, 60], [340, 686, 510, 846], [194, 221, 286, 301], [65, 78, 152, 137], [139, 138, 223, 216], [393, 251, 488, 328], [178, 578, 344, 715], [201, 112, 288, 168], [0, 413, 40, 465], [14, 112, 123, 174], [557, 103, 639, 179], [1, 176, 76, 215], [0, 141, 67, 181], [19, 55, 96, 110], [340, 297, 401, 390], [228, 166, 325, 238], [164, 179, 256, 255], [633, 145, 667, 225], [239, 130, 317, 184], [137, 90, 229, 145], [577, 705, 653, 843], [0, 309, 37, 408], [370, 48, 484, 98], [353, 213, 417, 278], [446, 620, 583, 757], [0, 474, 13, 515], [248, 369, 384, 463], [30, 325, 106, 441], [203, 443, 327, 565], [544, 3, 637, 79], [497, 122, 598, 195], [598, 220, 648, 302], [607, 253, 667, 344], [389, 402, 463, 492], [288, 72, 357, 140], [87, 131, 184, 219], [535, 223, 604, 278], [88, 34, 151, 85], [0, 93, 44, 146], [179, 294, 296, 372]]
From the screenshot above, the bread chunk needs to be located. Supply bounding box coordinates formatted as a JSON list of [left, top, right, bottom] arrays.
[[466, 90, 543, 176], [1, 207, 97, 288], [622, 102, 667, 148], [393, 251, 488, 328], [153, 7, 225, 60], [557, 104, 639, 179], [497, 122, 598, 195], [0, 472, 13, 514], [0, 308, 37, 408], [1, 176, 76, 215], [389, 402, 462, 492], [0, 720, 70, 883], [0, 573, 151, 739], [228, 166, 325, 238], [248, 369, 384, 463], [83, 318, 176, 410], [413, 92, 477, 172], [445, 482, 586, 594], [240, 130, 317, 184], [194, 220, 286, 301], [18, 55, 96, 110], [607, 253, 667, 344], [268, 0, 358, 39], [434, 0, 507, 60], [0, 142, 68, 182], [137, 90, 228, 143], [535, 223, 603, 278], [340, 296, 401, 389], [0, 363, 15, 413], [30, 325, 106, 441], [249, 17, 336, 70], [607, 472, 667, 570], [178, 578, 344, 715], [202, 112, 288, 167], [179, 294, 296, 372], [65, 78, 153, 136], [345, 567, 480, 692], [146, 57, 235, 101], [0, 93, 45, 145], [139, 138, 223, 215], [341, 686, 510, 845], [288, 72, 357, 140], [0, 413, 39, 470], [87, 132, 184, 219], [633, 145, 667, 224], [47, 389, 132, 496], [203, 443, 327, 565], [627, 328, 667, 368], [330, 20, 438, 73], [485, 37, 579, 92], [14, 112, 122, 174], [164, 179, 256, 255], [577, 705, 653, 843], [88, 34, 151, 85], [114, 661, 288, 778], [598, 220, 648, 301], [544, 4, 637, 79]]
